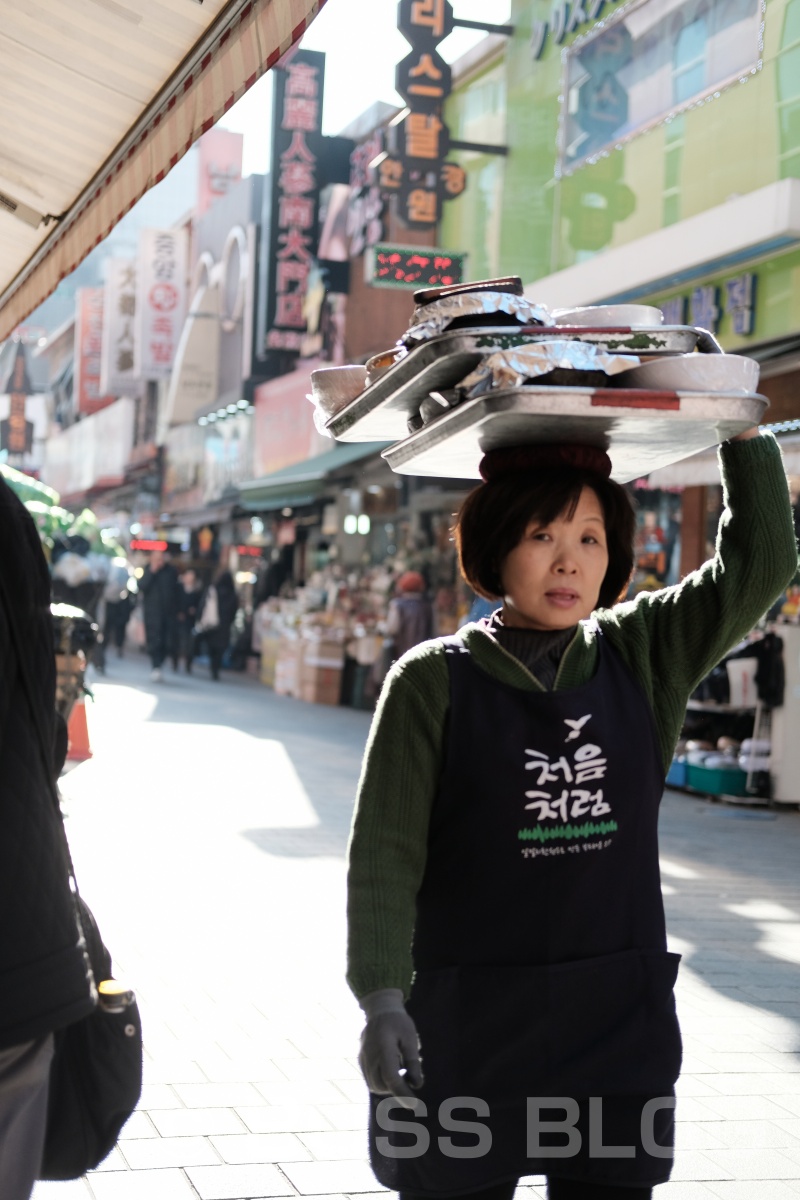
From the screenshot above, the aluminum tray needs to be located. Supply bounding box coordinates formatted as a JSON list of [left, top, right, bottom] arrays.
[[381, 387, 768, 483], [326, 325, 718, 443]]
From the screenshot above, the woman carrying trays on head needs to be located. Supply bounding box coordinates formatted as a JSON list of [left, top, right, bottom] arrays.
[[347, 427, 797, 1200]]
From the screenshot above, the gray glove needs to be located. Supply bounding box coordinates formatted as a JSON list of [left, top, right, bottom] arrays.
[[358, 988, 424, 1108]]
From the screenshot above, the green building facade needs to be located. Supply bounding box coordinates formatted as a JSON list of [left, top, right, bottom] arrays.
[[442, 0, 800, 383]]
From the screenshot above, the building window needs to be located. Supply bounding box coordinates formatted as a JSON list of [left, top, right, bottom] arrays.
[[778, 0, 800, 179], [561, 0, 761, 172]]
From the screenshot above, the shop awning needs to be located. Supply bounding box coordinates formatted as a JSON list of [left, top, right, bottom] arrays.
[[239, 441, 390, 511], [0, 0, 326, 341]]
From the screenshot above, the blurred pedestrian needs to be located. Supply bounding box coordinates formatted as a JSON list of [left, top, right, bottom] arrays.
[[176, 569, 202, 673], [385, 570, 433, 661], [191, 568, 238, 681], [102, 559, 135, 659], [0, 476, 93, 1198], [139, 550, 180, 682]]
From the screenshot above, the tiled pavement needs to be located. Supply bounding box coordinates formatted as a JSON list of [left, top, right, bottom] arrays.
[[33, 652, 800, 1199]]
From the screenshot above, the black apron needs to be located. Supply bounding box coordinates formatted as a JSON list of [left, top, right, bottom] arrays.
[[368, 631, 682, 1195]]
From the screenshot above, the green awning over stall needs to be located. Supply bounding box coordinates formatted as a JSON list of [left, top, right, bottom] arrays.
[[0, 463, 60, 506], [238, 442, 390, 512]]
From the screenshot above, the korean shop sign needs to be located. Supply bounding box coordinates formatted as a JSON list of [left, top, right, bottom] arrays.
[[74, 288, 116, 415], [100, 258, 139, 396], [136, 229, 188, 381], [264, 50, 325, 357], [367, 243, 466, 289], [380, 0, 466, 230], [348, 129, 386, 258], [531, 0, 615, 60], [659, 274, 757, 337]]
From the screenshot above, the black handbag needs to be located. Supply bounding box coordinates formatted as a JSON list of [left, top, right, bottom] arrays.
[[0, 571, 143, 1179], [40, 893, 144, 1180]]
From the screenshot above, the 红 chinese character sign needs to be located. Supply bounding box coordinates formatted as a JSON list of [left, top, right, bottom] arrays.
[[136, 228, 188, 380], [100, 258, 139, 395], [265, 50, 325, 356], [74, 288, 116, 415], [389, 0, 467, 230]]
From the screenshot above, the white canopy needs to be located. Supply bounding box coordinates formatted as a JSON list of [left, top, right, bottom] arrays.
[[0, 0, 325, 340]]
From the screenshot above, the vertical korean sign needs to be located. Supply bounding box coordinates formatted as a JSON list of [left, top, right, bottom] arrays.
[[1, 341, 33, 457], [74, 288, 115, 414], [136, 229, 188, 380], [264, 50, 325, 356], [100, 259, 139, 395], [379, 0, 466, 229]]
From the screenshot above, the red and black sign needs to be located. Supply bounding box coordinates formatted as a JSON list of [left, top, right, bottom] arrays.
[[264, 50, 326, 358], [1, 341, 34, 458]]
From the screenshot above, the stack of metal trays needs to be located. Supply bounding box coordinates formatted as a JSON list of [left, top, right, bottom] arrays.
[[322, 279, 767, 480], [381, 386, 768, 484], [326, 323, 717, 444]]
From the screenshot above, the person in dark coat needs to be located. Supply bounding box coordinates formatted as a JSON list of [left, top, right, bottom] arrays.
[[176, 569, 203, 673], [190, 568, 238, 681], [0, 476, 94, 1197], [139, 550, 180, 681]]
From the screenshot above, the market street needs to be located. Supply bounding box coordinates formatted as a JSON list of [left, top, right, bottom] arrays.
[[33, 654, 800, 1200]]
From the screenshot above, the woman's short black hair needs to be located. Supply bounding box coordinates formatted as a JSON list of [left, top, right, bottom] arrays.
[[454, 466, 637, 609]]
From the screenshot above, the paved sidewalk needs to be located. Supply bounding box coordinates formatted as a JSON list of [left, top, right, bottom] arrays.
[[33, 652, 800, 1200]]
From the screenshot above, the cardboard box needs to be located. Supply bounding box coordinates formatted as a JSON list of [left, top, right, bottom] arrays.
[[300, 663, 343, 705], [302, 636, 345, 670], [274, 636, 304, 697], [259, 635, 282, 688]]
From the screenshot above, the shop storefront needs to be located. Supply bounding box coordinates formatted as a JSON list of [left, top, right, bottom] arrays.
[[439, 0, 800, 574]]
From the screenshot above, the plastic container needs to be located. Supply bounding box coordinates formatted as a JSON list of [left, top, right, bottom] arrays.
[[739, 754, 772, 773], [666, 758, 687, 787], [686, 763, 749, 797]]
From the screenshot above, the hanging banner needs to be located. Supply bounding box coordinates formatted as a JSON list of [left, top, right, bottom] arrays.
[[263, 50, 326, 357], [162, 279, 221, 430], [100, 258, 139, 396], [74, 287, 115, 415], [136, 228, 189, 380]]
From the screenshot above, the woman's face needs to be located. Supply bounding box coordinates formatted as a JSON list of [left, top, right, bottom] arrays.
[[500, 487, 609, 631]]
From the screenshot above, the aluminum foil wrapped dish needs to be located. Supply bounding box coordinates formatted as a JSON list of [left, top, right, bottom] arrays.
[[403, 291, 551, 344], [457, 342, 642, 400]]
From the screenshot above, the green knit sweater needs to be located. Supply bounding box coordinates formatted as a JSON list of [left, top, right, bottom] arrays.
[[346, 434, 798, 999]]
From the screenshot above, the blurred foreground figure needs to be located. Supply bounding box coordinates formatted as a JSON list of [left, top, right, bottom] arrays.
[[0, 476, 93, 1199]]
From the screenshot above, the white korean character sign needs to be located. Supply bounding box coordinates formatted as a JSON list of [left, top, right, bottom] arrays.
[[100, 258, 139, 396], [264, 50, 325, 357], [136, 228, 189, 380]]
